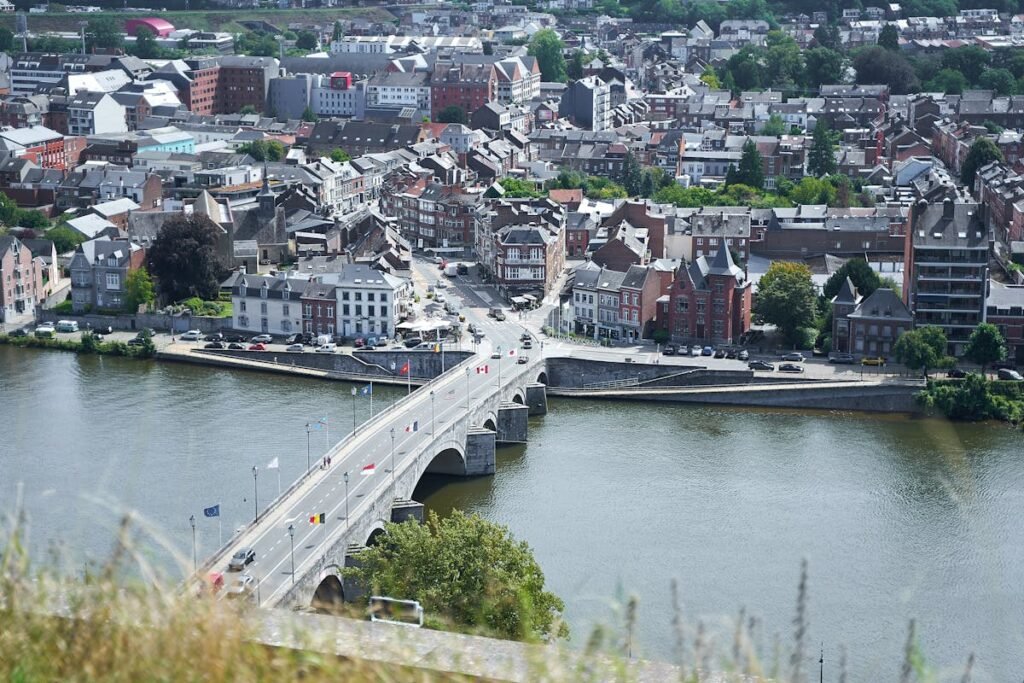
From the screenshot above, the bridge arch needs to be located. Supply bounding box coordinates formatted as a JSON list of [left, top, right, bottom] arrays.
[[423, 442, 468, 477], [511, 390, 525, 405], [365, 521, 387, 547], [311, 566, 345, 612], [482, 414, 497, 432], [536, 370, 548, 385]]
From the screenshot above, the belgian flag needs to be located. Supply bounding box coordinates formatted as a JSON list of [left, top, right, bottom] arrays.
[[309, 513, 326, 525]]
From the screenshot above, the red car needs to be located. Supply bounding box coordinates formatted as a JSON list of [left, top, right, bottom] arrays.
[[248, 343, 267, 351], [354, 337, 366, 348]]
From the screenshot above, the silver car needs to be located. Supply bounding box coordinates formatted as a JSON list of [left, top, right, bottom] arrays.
[[228, 547, 255, 571], [225, 573, 255, 600]]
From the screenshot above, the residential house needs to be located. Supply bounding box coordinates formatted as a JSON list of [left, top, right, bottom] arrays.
[[843, 287, 913, 358], [68, 237, 145, 313], [667, 244, 752, 346], [319, 263, 410, 338], [224, 271, 307, 336], [0, 235, 44, 323], [986, 280, 1024, 366], [430, 62, 496, 122], [558, 76, 612, 131], [67, 92, 127, 136]]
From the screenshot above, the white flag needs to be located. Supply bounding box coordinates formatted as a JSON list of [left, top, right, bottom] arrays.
[[267, 457, 279, 470]]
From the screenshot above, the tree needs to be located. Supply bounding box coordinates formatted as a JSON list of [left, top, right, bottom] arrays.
[[436, 105, 468, 124], [329, 148, 351, 163], [813, 23, 840, 50], [129, 28, 161, 59], [941, 46, 989, 86], [499, 178, 544, 198], [700, 65, 721, 89], [807, 120, 837, 177], [238, 139, 284, 161], [893, 326, 948, 377], [527, 29, 567, 83], [964, 323, 1006, 375], [804, 47, 846, 90], [822, 258, 883, 300], [124, 267, 155, 312], [567, 50, 585, 81], [761, 113, 786, 136], [925, 69, 969, 95], [147, 214, 223, 303], [295, 30, 318, 51], [46, 224, 86, 254], [345, 511, 567, 641], [0, 27, 16, 53], [619, 150, 643, 196], [763, 31, 803, 91], [853, 46, 920, 94], [786, 176, 835, 205], [301, 106, 318, 123], [85, 17, 123, 51], [736, 139, 764, 190], [239, 105, 259, 115], [332, 21, 344, 42], [877, 24, 900, 51], [755, 261, 817, 346], [979, 68, 1017, 96], [960, 137, 1003, 188]]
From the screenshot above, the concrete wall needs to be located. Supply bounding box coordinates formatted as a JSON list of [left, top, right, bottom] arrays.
[[204, 348, 473, 381], [544, 357, 754, 388], [38, 310, 225, 333]]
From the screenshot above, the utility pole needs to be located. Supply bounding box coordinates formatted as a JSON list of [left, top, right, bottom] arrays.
[[189, 514, 196, 571], [252, 466, 259, 522], [288, 524, 295, 584]]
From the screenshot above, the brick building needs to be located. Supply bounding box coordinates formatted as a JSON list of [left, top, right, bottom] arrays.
[[986, 280, 1024, 366], [218, 56, 278, 115], [667, 244, 752, 346], [430, 62, 496, 122]]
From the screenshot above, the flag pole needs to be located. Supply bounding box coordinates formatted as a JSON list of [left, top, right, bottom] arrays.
[[407, 355, 411, 395], [218, 518, 222, 546], [277, 466, 281, 496], [370, 381, 374, 417]]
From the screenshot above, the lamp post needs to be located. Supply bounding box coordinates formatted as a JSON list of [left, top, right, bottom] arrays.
[[351, 386, 357, 435], [430, 389, 435, 435], [390, 427, 396, 487], [252, 466, 259, 522], [344, 471, 350, 530], [288, 524, 295, 584], [465, 365, 471, 413], [304, 422, 312, 472], [189, 514, 196, 572]]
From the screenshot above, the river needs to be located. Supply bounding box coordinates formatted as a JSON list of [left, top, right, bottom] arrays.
[[1, 346, 1021, 681]]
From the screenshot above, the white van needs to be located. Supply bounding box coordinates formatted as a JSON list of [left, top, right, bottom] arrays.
[[55, 320, 79, 333], [315, 343, 337, 353]]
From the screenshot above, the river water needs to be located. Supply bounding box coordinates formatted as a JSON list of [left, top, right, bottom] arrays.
[[1, 346, 1022, 681]]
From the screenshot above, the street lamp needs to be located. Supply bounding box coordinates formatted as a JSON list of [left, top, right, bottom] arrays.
[[189, 514, 196, 572], [351, 386, 357, 435], [430, 389, 435, 435], [252, 466, 259, 522], [344, 471, 350, 529], [465, 366, 471, 413], [288, 524, 295, 584], [390, 427, 396, 488], [304, 422, 312, 472]]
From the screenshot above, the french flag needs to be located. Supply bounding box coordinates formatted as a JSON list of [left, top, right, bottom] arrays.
[[405, 421, 419, 433], [361, 463, 376, 476], [476, 364, 489, 374]]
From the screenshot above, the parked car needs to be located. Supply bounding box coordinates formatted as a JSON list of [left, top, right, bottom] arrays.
[[829, 353, 855, 364], [403, 337, 423, 349], [225, 573, 255, 600], [691, 345, 702, 357], [354, 337, 366, 348], [522, 340, 533, 349], [286, 343, 304, 353], [467, 323, 477, 334], [9, 327, 30, 337], [714, 348, 727, 359], [456, 263, 469, 275], [517, 355, 528, 365], [315, 343, 337, 353], [92, 325, 113, 337], [203, 332, 224, 342], [55, 320, 79, 333], [126, 336, 147, 346], [663, 344, 677, 356], [725, 349, 737, 359], [248, 343, 267, 351], [738, 349, 749, 361], [997, 368, 1023, 381], [947, 368, 967, 378], [861, 356, 886, 366], [225, 334, 246, 343], [250, 334, 273, 344], [227, 547, 255, 572], [434, 293, 446, 304], [749, 360, 775, 371], [781, 352, 805, 362], [286, 332, 312, 346], [779, 363, 805, 373], [519, 332, 531, 342], [701, 346, 713, 356], [34, 324, 56, 338], [204, 341, 225, 349], [180, 330, 202, 341], [490, 350, 501, 359], [228, 343, 245, 350]]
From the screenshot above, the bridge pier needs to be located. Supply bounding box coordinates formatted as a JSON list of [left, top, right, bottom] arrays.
[[342, 543, 368, 603], [496, 402, 529, 444], [390, 499, 424, 524], [525, 383, 548, 416], [464, 427, 496, 475]]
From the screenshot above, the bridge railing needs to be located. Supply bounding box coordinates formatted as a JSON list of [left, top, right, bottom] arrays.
[[195, 355, 478, 577]]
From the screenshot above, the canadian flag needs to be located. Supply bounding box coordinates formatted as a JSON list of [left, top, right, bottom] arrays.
[[361, 463, 376, 476], [508, 348, 517, 357], [476, 364, 489, 374]]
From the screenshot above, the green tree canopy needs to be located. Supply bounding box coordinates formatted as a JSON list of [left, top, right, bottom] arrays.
[[979, 68, 1017, 96], [619, 150, 644, 196], [301, 106, 318, 123], [129, 28, 161, 59], [735, 138, 764, 190], [700, 65, 721, 88], [877, 24, 900, 51], [436, 105, 468, 124], [86, 17, 123, 51], [0, 27, 13, 53], [345, 511, 568, 641], [893, 325, 949, 377], [238, 139, 284, 161], [822, 258, 883, 300], [147, 214, 223, 303], [46, 224, 86, 254], [755, 261, 817, 346], [964, 322, 1007, 374], [853, 46, 920, 94], [295, 30, 318, 51], [527, 29, 567, 83], [761, 113, 786, 136], [925, 68, 969, 95], [125, 267, 155, 312], [499, 178, 544, 198], [567, 50, 585, 81], [329, 148, 351, 163], [941, 46, 990, 85], [960, 137, 1003, 188], [807, 120, 837, 177], [804, 47, 846, 90]]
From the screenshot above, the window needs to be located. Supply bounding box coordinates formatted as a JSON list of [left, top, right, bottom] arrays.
[[380, 293, 387, 303], [282, 304, 290, 316], [283, 289, 290, 301], [327, 306, 334, 318], [304, 304, 311, 316], [240, 300, 247, 312], [355, 305, 362, 316], [677, 297, 688, 311], [105, 273, 120, 289], [354, 292, 362, 301], [260, 285, 268, 299], [260, 302, 268, 314], [380, 305, 388, 317], [367, 292, 375, 302], [342, 291, 350, 301]]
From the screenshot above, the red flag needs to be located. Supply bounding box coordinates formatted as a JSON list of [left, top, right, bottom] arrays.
[[400, 361, 410, 375], [361, 463, 376, 476]]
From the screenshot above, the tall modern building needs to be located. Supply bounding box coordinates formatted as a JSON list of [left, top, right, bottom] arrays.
[[904, 197, 989, 355]]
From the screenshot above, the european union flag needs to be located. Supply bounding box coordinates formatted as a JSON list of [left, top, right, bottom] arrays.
[[203, 504, 220, 518], [360, 384, 372, 395]]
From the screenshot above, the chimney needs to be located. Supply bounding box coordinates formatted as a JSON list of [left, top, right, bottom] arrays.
[[942, 196, 954, 219]]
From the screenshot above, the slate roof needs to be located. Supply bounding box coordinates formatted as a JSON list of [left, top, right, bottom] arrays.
[[848, 288, 911, 321]]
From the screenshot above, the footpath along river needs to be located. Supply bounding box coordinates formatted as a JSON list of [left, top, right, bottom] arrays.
[[1, 345, 1022, 681]]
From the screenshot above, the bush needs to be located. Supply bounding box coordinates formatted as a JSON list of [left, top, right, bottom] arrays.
[[52, 300, 73, 314], [652, 329, 670, 344], [180, 297, 225, 317], [918, 375, 1024, 424]]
